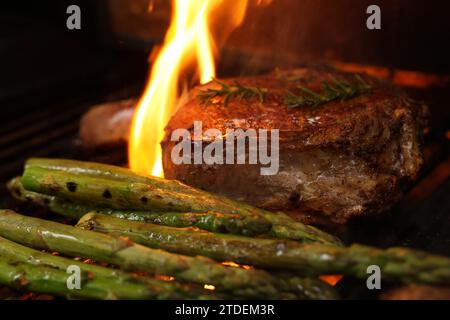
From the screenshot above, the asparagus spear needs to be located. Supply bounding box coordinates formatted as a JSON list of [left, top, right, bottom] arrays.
[[8, 176, 88, 220], [77, 212, 321, 271], [76, 212, 450, 286], [26, 158, 192, 193], [3, 235, 328, 300], [0, 258, 210, 300], [0, 219, 336, 300], [11, 175, 325, 241], [20, 167, 272, 236], [21, 161, 341, 245], [21, 166, 210, 212], [0, 259, 123, 300], [9, 176, 271, 235], [0, 236, 216, 299], [106, 210, 267, 235], [0, 209, 312, 298]]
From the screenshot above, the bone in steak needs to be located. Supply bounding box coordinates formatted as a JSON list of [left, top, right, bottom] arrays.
[[162, 66, 428, 226]]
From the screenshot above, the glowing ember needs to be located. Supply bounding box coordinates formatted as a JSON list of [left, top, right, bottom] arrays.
[[203, 284, 216, 290], [222, 261, 254, 270], [128, 0, 251, 177], [155, 274, 175, 281], [222, 261, 241, 268], [319, 274, 344, 286]]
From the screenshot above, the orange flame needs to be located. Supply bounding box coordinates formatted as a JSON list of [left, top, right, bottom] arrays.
[[129, 0, 253, 177]]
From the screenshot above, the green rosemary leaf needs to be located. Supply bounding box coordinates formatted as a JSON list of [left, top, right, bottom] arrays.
[[284, 90, 308, 108], [322, 81, 340, 100], [284, 74, 372, 109], [297, 85, 328, 102], [198, 79, 268, 107], [354, 74, 372, 92]]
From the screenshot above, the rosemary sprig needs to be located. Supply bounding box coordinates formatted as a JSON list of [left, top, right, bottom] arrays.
[[284, 74, 372, 109], [198, 79, 268, 107]]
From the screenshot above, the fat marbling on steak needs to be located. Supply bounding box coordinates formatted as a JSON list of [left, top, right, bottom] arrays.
[[161, 66, 428, 226]]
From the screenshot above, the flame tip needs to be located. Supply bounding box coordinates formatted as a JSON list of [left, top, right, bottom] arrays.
[[129, 0, 250, 176]]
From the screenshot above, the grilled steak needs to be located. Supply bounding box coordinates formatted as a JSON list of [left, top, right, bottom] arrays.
[[162, 66, 428, 226]]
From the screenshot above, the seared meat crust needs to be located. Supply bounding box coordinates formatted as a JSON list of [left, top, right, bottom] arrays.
[[162, 66, 428, 226]]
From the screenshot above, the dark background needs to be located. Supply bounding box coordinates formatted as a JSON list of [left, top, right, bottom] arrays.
[[2, 0, 450, 121], [1, 0, 146, 123]]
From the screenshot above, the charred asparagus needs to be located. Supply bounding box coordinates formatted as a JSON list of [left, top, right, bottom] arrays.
[[76, 212, 450, 286], [77, 212, 320, 271], [2, 234, 336, 300], [0, 209, 326, 299], [9, 176, 270, 235], [0, 258, 213, 300], [0, 236, 217, 300], [21, 160, 341, 245], [12, 175, 332, 243]]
